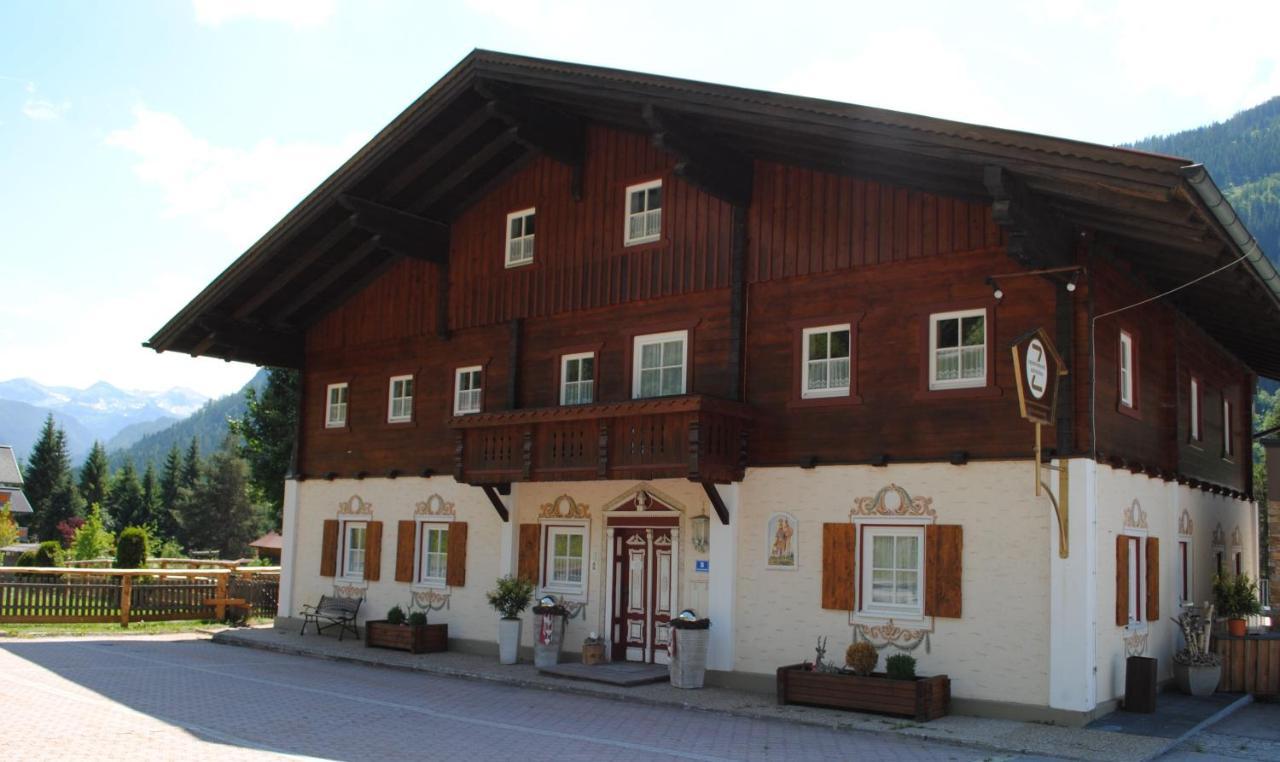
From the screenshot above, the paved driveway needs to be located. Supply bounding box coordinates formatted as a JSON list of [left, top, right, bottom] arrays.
[[0, 634, 1019, 761]]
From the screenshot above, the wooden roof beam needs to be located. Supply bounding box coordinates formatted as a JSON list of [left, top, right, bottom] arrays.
[[231, 217, 357, 321], [411, 127, 520, 213], [984, 166, 1072, 268], [338, 194, 449, 264], [479, 83, 585, 200], [382, 108, 496, 202], [271, 236, 382, 325], [643, 104, 752, 208]]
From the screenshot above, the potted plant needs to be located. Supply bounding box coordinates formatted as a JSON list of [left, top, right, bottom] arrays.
[[532, 596, 570, 668], [486, 575, 534, 665], [776, 638, 950, 721], [1214, 573, 1262, 637], [1171, 605, 1221, 696], [366, 605, 449, 654], [669, 611, 711, 689]]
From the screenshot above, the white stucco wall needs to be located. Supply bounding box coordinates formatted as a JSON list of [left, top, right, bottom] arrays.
[[732, 461, 1052, 708]]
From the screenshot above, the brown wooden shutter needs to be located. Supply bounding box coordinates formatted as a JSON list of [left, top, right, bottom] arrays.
[[925, 524, 963, 618], [364, 521, 383, 581], [518, 524, 541, 584], [1116, 535, 1130, 627], [447, 522, 468, 587], [320, 519, 339, 577], [1145, 537, 1160, 623], [821, 523, 856, 610], [395, 520, 415, 583]]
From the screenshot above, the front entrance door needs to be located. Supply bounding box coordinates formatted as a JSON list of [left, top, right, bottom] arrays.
[[611, 526, 674, 664]]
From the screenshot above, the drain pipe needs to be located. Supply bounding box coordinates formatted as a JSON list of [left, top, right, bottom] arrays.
[[1182, 164, 1280, 307]]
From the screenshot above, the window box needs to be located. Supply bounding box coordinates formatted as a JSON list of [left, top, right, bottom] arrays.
[[365, 620, 448, 654], [776, 665, 950, 722]]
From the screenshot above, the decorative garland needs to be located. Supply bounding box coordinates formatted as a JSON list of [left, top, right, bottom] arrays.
[[852, 621, 932, 654], [410, 589, 451, 613]]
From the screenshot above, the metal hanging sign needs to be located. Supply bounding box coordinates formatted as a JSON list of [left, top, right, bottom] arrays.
[[1010, 327, 1071, 558]]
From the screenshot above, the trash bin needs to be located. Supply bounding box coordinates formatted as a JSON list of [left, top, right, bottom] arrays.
[[1124, 655, 1158, 713]]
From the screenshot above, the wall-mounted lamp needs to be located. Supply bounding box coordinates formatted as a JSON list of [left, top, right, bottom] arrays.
[[691, 506, 710, 553], [986, 277, 1004, 302], [1066, 271, 1080, 292]]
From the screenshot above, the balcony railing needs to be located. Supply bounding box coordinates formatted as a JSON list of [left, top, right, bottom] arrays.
[[449, 395, 752, 485]]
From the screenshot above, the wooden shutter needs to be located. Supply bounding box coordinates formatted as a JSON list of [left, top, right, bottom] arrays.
[[1146, 537, 1160, 623], [518, 524, 541, 584], [821, 523, 856, 610], [320, 519, 339, 577], [447, 522, 468, 587], [364, 521, 383, 581], [1116, 535, 1130, 626], [925, 524, 963, 618], [395, 520, 415, 583]]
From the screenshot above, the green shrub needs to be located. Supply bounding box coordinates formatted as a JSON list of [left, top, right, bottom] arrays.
[[408, 611, 427, 626], [486, 575, 534, 619], [153, 537, 185, 559], [1213, 573, 1263, 619], [115, 527, 149, 569], [386, 605, 406, 625], [885, 653, 917, 680], [15, 550, 37, 567], [34, 541, 62, 567], [71, 504, 114, 561]]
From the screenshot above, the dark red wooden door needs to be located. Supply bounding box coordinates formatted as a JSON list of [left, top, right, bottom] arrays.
[[611, 526, 674, 663]]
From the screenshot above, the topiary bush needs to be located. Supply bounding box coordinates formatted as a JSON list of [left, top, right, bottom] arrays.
[[386, 605, 406, 625], [885, 653, 917, 680], [845, 641, 878, 676], [115, 527, 149, 569], [34, 540, 62, 567], [408, 611, 427, 626]]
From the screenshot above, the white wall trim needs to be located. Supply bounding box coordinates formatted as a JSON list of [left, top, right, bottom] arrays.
[[1049, 458, 1097, 712], [708, 483, 738, 672], [277, 478, 300, 618]]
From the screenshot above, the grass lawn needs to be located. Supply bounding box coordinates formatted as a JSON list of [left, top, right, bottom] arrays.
[[0, 618, 273, 638]]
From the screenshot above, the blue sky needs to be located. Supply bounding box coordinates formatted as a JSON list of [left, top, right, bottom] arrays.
[[3, 0, 1278, 399]]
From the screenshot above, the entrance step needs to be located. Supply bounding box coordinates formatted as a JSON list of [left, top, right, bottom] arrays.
[[539, 661, 669, 687]]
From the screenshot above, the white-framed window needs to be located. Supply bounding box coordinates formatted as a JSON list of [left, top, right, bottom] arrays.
[[1177, 539, 1192, 605], [505, 208, 535, 267], [624, 179, 662, 245], [861, 526, 924, 618], [454, 366, 482, 415], [802, 324, 851, 398], [387, 375, 413, 423], [1119, 331, 1135, 408], [326, 383, 349, 428], [1127, 534, 1142, 625], [1223, 397, 1233, 458], [542, 524, 587, 597], [928, 309, 986, 390], [417, 522, 449, 587], [1235, 551, 1243, 577], [1190, 377, 1201, 441], [341, 521, 367, 580], [632, 330, 687, 399], [560, 352, 595, 406]]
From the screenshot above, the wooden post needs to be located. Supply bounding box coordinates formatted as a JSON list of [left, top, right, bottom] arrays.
[[120, 574, 132, 628], [214, 574, 228, 621]]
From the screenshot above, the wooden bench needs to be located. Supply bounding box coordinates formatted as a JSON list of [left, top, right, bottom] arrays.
[[300, 594, 362, 641]]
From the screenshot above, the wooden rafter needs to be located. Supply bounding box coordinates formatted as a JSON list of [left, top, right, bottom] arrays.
[[338, 194, 449, 263], [984, 166, 1072, 268], [643, 104, 752, 207], [478, 82, 585, 199]]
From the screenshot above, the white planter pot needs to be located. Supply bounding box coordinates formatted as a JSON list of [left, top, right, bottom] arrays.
[[1173, 661, 1221, 697], [669, 628, 710, 689], [533, 613, 566, 669], [498, 618, 522, 665]]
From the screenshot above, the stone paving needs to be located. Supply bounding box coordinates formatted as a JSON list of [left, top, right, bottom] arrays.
[[1, 632, 1043, 761], [1161, 703, 1280, 761], [213, 626, 1173, 761]]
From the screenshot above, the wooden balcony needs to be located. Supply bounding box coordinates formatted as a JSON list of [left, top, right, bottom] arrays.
[[449, 395, 752, 486]]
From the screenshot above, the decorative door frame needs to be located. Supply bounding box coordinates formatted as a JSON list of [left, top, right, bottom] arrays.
[[602, 484, 683, 663]]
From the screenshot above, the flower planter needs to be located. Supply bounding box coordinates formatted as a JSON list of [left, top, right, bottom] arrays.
[[582, 642, 606, 665], [533, 610, 567, 668], [365, 621, 448, 654], [1227, 618, 1247, 637], [1173, 661, 1222, 697], [670, 627, 710, 689], [776, 664, 950, 721], [498, 618, 522, 664]]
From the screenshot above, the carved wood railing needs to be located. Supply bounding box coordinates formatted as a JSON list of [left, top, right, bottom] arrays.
[[449, 395, 751, 485]]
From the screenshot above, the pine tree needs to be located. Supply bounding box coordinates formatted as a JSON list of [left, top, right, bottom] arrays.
[[78, 441, 111, 511], [229, 367, 298, 528], [157, 444, 183, 541], [25, 414, 83, 542], [181, 437, 201, 490], [141, 462, 160, 530], [106, 459, 148, 531], [176, 442, 262, 557]]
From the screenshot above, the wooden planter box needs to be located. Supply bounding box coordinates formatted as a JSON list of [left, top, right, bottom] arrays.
[[776, 664, 950, 721], [365, 621, 448, 654]]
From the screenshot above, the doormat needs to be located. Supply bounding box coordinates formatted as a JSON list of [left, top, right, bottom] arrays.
[[539, 661, 669, 687]]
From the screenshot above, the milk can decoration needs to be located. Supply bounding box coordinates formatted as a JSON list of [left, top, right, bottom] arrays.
[[669, 610, 711, 689], [532, 595, 570, 668]]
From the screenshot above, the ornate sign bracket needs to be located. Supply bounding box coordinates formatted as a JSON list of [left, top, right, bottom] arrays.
[[1011, 327, 1070, 559]]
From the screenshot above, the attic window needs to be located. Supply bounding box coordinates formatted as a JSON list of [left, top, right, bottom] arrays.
[[506, 208, 535, 267], [625, 180, 662, 245]]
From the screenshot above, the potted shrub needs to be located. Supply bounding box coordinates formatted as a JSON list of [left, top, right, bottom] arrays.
[[1214, 573, 1262, 637], [669, 612, 711, 689], [532, 596, 570, 668], [366, 605, 448, 654], [486, 575, 534, 664], [1171, 605, 1221, 696], [776, 638, 950, 721]]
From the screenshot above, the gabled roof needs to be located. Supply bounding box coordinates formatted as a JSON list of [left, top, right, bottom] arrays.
[[146, 49, 1280, 378], [0, 446, 23, 487], [0, 488, 32, 515]]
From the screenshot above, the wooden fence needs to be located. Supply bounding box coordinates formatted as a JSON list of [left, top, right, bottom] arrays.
[[0, 567, 280, 626]]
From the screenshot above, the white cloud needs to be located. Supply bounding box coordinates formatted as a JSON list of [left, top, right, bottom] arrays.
[[105, 105, 363, 247], [192, 0, 336, 27], [21, 98, 69, 121]]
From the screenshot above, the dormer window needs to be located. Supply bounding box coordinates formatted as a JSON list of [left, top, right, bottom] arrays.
[[506, 208, 535, 267], [625, 180, 662, 245]]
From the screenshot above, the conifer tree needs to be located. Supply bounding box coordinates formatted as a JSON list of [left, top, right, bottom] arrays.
[[181, 437, 201, 490], [77, 441, 110, 511], [107, 459, 148, 531], [176, 441, 262, 557], [157, 444, 183, 540], [25, 414, 83, 542], [141, 462, 160, 529], [229, 367, 298, 528]]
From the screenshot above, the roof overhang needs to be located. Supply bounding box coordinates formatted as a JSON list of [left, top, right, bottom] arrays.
[[146, 49, 1280, 378], [0, 488, 33, 515]]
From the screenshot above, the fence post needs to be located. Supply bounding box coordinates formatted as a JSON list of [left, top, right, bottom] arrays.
[[120, 574, 133, 628], [215, 573, 228, 621]]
